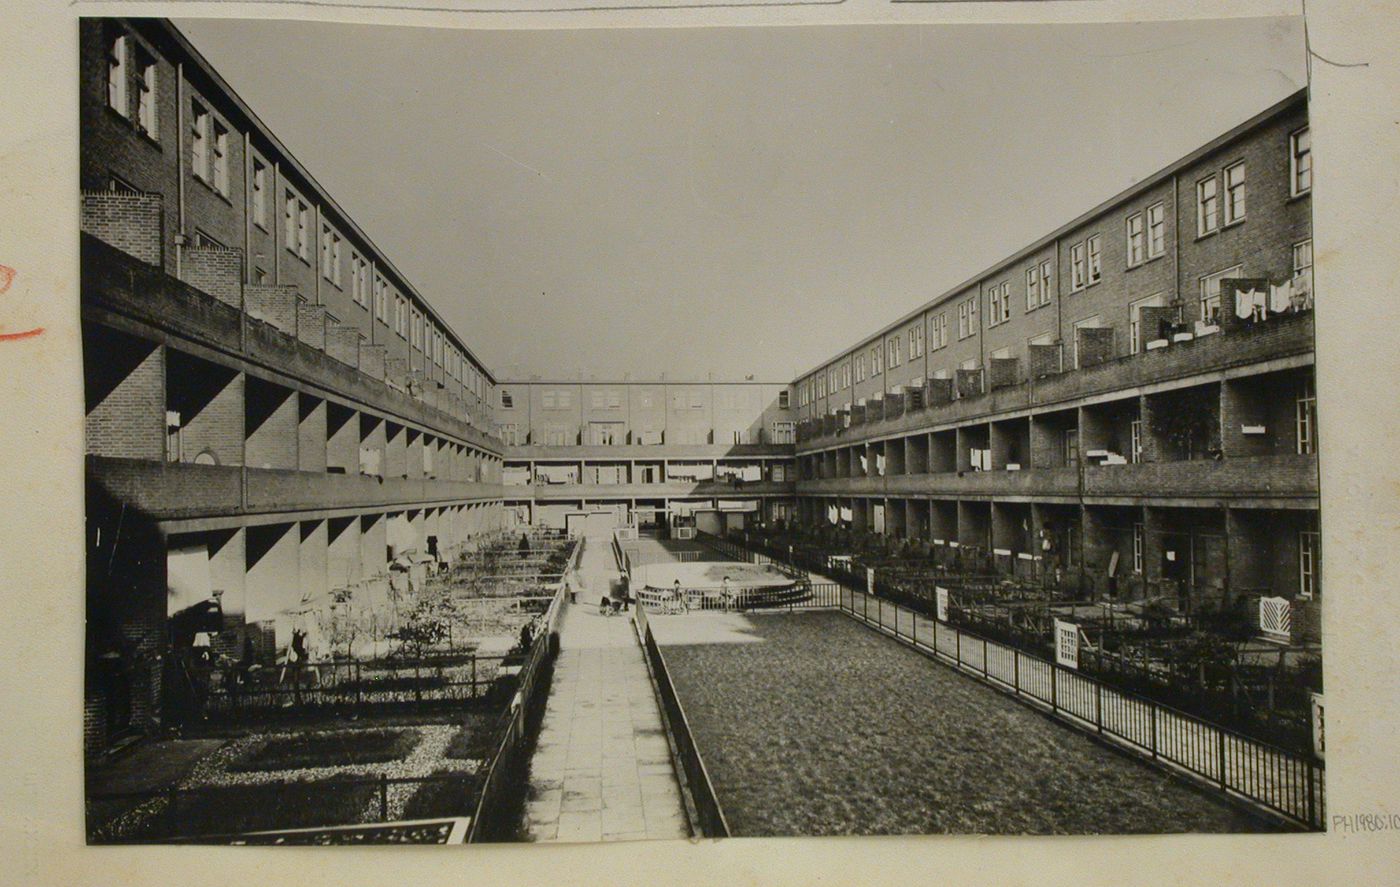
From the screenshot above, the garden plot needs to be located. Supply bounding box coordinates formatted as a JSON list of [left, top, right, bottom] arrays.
[[89, 715, 499, 842]]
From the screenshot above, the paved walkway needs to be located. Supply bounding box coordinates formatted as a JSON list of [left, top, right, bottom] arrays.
[[522, 534, 690, 843]]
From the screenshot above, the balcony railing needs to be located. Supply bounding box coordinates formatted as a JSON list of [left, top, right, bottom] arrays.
[[88, 456, 506, 521], [795, 453, 1317, 503], [797, 312, 1313, 450]]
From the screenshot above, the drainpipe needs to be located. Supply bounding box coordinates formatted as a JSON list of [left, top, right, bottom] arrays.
[[273, 161, 282, 286], [175, 63, 186, 278]]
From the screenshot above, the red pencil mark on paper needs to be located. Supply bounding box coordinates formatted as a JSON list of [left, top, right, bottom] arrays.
[[0, 265, 44, 341]]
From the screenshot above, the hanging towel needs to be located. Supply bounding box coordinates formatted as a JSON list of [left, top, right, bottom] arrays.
[[1235, 289, 1254, 320], [1269, 279, 1294, 314]]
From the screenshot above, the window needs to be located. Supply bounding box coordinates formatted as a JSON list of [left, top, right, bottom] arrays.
[[1132, 523, 1145, 573], [1291, 127, 1312, 196], [888, 337, 902, 368], [351, 253, 369, 306], [988, 282, 1011, 325], [957, 297, 978, 339], [909, 325, 925, 358], [284, 192, 309, 260], [545, 390, 573, 409], [321, 226, 342, 286], [1126, 213, 1145, 267], [1129, 293, 1166, 354], [1197, 175, 1219, 235], [251, 161, 268, 229], [871, 344, 883, 375], [135, 48, 157, 137], [854, 355, 865, 383], [1296, 377, 1317, 455], [212, 121, 229, 195], [1288, 237, 1310, 282], [500, 389, 514, 409], [1071, 316, 1103, 369], [373, 275, 388, 322], [590, 389, 622, 410], [1298, 530, 1320, 598], [1063, 428, 1079, 466], [1224, 161, 1246, 224], [1025, 267, 1039, 311], [411, 309, 422, 349], [931, 313, 948, 349], [394, 297, 407, 338], [1086, 235, 1102, 284], [778, 390, 790, 410], [1147, 202, 1166, 258], [841, 362, 851, 389], [498, 424, 519, 446], [107, 32, 128, 116], [1199, 265, 1242, 326], [191, 102, 209, 181], [1070, 243, 1086, 291]]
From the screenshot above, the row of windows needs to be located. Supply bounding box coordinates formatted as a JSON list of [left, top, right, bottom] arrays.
[[103, 27, 490, 406], [497, 424, 798, 448], [803, 239, 1312, 406], [800, 127, 1312, 406]]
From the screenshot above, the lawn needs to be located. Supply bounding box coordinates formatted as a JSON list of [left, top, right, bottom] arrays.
[[659, 611, 1276, 836]]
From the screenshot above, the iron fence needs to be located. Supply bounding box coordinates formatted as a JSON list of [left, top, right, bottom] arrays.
[[88, 772, 483, 843], [196, 654, 522, 720], [840, 586, 1322, 830], [634, 604, 728, 838], [466, 583, 567, 842], [706, 531, 1325, 831]]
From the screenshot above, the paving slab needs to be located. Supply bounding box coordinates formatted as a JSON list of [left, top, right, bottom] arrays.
[[523, 531, 690, 844]]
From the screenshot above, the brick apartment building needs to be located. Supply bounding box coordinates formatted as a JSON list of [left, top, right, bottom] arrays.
[[81, 18, 507, 755], [80, 17, 1319, 756], [791, 91, 1319, 647], [494, 379, 797, 531]]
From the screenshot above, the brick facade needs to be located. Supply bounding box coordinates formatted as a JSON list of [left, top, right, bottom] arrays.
[[81, 191, 163, 267]]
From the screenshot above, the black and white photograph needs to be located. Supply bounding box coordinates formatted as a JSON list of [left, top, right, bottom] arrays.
[[72, 13, 1334, 846]]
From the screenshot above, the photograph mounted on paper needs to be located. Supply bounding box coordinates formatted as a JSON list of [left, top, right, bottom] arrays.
[[79, 15, 1323, 843]]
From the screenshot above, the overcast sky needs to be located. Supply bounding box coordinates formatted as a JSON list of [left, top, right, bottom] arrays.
[[174, 16, 1305, 382]]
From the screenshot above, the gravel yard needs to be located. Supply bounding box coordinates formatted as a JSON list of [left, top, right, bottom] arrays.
[[658, 610, 1276, 836]]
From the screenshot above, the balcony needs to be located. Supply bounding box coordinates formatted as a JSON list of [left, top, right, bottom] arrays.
[[796, 468, 1080, 500], [797, 312, 1314, 452], [1082, 453, 1318, 504], [793, 453, 1317, 506], [505, 443, 794, 460], [88, 456, 505, 522], [82, 234, 501, 456], [512, 480, 797, 501]]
